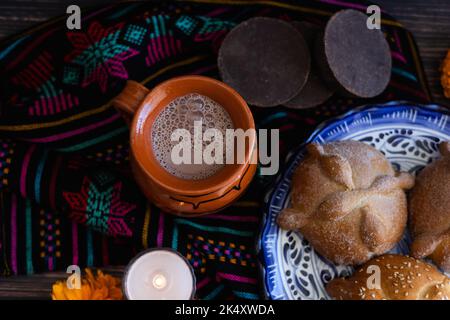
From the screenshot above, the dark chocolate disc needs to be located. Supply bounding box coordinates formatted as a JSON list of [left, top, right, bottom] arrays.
[[292, 21, 320, 47], [284, 69, 334, 109], [284, 21, 335, 109], [316, 10, 391, 98], [218, 17, 310, 107]]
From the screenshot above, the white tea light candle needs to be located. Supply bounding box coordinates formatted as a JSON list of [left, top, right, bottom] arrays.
[[123, 248, 196, 300]]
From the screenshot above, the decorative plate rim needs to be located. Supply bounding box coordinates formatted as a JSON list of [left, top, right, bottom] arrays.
[[257, 100, 450, 300]]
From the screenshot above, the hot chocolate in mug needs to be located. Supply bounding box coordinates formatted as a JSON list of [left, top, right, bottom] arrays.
[[112, 76, 257, 216]]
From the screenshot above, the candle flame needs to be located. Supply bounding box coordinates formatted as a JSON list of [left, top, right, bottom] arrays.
[[152, 274, 167, 290]]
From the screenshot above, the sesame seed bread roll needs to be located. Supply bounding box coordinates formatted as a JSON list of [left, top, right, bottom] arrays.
[[326, 254, 450, 300]]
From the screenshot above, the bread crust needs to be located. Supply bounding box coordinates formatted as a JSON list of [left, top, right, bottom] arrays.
[[409, 141, 450, 272], [326, 254, 450, 300], [277, 141, 414, 265]]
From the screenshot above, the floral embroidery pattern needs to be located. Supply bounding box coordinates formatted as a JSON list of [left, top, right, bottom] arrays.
[[63, 175, 136, 237], [65, 22, 138, 92]]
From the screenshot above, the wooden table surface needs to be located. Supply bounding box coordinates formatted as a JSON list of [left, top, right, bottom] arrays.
[[0, 0, 449, 299]]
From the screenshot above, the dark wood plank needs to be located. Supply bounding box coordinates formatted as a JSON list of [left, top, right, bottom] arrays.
[[377, 0, 450, 106], [0, 0, 450, 299], [0, 267, 124, 299]]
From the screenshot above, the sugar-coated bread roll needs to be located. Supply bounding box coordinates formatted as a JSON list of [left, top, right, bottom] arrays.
[[409, 141, 450, 272], [277, 141, 414, 265], [326, 254, 450, 300]]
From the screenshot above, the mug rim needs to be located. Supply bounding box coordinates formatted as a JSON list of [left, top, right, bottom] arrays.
[[130, 75, 256, 195]]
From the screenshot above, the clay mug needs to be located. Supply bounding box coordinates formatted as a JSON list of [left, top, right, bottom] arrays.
[[112, 75, 257, 216]]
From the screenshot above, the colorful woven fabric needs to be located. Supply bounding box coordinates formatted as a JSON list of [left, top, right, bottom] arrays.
[[0, 0, 431, 299]]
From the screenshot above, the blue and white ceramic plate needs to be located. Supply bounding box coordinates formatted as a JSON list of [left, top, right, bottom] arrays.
[[259, 102, 450, 300]]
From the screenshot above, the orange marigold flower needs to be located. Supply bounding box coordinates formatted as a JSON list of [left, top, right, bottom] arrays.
[[51, 268, 123, 300], [441, 50, 450, 98]]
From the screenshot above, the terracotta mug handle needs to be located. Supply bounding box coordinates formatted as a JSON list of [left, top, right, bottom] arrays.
[[112, 80, 150, 124]]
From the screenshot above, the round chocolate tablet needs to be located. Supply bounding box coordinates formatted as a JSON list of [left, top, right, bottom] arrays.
[[218, 17, 310, 107], [292, 21, 320, 47], [284, 22, 335, 109], [283, 68, 334, 109], [315, 10, 391, 98]]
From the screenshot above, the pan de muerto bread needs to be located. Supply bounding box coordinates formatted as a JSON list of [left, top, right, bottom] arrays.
[[326, 254, 450, 300], [409, 141, 450, 272], [277, 141, 415, 265]]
